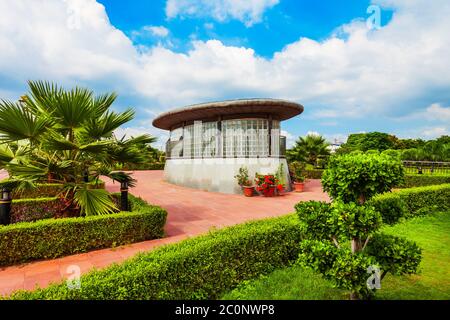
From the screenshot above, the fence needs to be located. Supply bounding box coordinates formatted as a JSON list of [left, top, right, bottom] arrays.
[[402, 161, 450, 175]]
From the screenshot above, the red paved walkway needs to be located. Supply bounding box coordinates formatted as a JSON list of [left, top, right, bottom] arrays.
[[0, 171, 328, 296]]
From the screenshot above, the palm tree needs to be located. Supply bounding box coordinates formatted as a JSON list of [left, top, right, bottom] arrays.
[[0, 81, 155, 216], [287, 133, 330, 166]]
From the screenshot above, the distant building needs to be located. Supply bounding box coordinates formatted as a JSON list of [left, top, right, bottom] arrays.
[[328, 139, 343, 153], [152, 99, 304, 194]]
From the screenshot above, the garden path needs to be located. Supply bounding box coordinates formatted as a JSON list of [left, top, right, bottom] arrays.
[[0, 170, 329, 296]]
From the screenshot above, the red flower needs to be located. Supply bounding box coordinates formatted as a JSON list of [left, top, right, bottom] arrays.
[[277, 184, 284, 191]]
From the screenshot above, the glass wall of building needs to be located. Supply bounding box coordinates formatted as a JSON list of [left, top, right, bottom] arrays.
[[166, 119, 285, 159]]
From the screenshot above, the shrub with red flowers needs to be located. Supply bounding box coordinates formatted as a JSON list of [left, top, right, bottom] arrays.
[[255, 174, 284, 197]]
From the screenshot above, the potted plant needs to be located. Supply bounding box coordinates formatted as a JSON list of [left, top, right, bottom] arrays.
[[255, 173, 282, 197], [234, 166, 254, 197], [289, 161, 306, 192]]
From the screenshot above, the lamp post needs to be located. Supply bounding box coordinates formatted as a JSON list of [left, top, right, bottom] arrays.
[[120, 181, 129, 211], [0, 188, 12, 225]]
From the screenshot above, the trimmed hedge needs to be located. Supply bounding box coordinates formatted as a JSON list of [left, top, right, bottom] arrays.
[[11, 197, 65, 223], [368, 184, 450, 224], [0, 195, 167, 266], [399, 174, 450, 188], [118, 162, 165, 171], [8, 215, 301, 300], [304, 169, 324, 179], [12, 180, 105, 199]]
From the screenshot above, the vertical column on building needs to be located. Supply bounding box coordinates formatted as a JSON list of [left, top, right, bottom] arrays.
[[217, 116, 222, 158], [268, 115, 273, 157]]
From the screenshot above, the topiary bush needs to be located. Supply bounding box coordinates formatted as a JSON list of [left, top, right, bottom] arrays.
[[0, 195, 167, 266], [7, 215, 302, 300], [322, 153, 404, 204]]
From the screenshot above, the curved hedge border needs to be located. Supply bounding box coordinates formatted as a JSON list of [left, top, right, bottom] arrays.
[[399, 174, 450, 188], [7, 215, 301, 300], [0, 195, 167, 266], [368, 184, 450, 224]]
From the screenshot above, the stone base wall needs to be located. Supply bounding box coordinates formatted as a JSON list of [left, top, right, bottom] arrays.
[[164, 158, 292, 194]]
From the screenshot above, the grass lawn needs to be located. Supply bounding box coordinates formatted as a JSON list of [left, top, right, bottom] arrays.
[[222, 211, 450, 300]]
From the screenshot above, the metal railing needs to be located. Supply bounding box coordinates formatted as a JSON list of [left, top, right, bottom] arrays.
[[166, 135, 287, 159], [402, 161, 450, 175]]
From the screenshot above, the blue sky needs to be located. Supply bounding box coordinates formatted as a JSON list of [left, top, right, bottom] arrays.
[[0, 0, 449, 149]]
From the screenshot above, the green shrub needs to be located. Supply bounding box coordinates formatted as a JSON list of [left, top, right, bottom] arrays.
[[7, 215, 301, 300], [367, 194, 408, 225], [304, 169, 323, 179], [298, 240, 375, 298], [0, 195, 167, 266], [11, 197, 65, 223], [322, 153, 404, 204], [369, 184, 450, 224], [11, 180, 105, 199], [400, 174, 450, 188], [366, 233, 422, 278]]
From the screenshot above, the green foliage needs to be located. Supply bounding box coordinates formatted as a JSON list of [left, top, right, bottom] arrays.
[[304, 169, 323, 179], [287, 134, 330, 165], [369, 184, 450, 224], [370, 184, 450, 224], [0, 195, 167, 266], [0, 81, 158, 216], [288, 161, 305, 182], [7, 215, 302, 300], [11, 197, 64, 223], [400, 174, 450, 188], [367, 193, 408, 225], [275, 163, 286, 186], [11, 181, 105, 199], [366, 234, 422, 277], [322, 153, 404, 203], [298, 240, 375, 298], [338, 132, 397, 153], [234, 166, 251, 186], [295, 201, 332, 241], [381, 149, 401, 160]]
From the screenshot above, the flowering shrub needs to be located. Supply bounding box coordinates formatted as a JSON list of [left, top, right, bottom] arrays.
[[255, 174, 284, 196]]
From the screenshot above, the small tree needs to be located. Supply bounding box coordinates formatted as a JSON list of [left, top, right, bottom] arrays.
[[321, 153, 404, 204], [296, 154, 421, 299], [287, 134, 330, 166]]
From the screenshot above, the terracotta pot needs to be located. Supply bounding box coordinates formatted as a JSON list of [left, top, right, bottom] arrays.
[[243, 186, 254, 197], [293, 182, 305, 192], [262, 186, 276, 197]]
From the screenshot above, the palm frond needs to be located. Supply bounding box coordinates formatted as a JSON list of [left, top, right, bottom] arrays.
[[0, 100, 51, 142], [108, 171, 137, 187], [82, 109, 135, 140], [79, 140, 112, 153], [0, 177, 37, 192], [74, 187, 118, 216], [92, 92, 118, 117]]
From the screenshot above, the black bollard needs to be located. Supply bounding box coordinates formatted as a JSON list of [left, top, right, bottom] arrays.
[[120, 181, 129, 211], [0, 188, 12, 225]]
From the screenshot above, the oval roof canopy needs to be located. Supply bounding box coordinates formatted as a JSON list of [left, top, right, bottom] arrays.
[[152, 98, 304, 130]]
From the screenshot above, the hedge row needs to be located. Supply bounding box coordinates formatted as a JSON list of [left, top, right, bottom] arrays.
[[399, 174, 450, 188], [117, 162, 165, 171], [11, 197, 65, 223], [304, 169, 324, 179], [0, 195, 167, 266], [8, 215, 301, 300], [368, 184, 450, 224], [12, 180, 105, 199]]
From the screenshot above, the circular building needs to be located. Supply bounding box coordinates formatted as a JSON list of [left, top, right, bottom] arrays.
[[152, 98, 304, 194]]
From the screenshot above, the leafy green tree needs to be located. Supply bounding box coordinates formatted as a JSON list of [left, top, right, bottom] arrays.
[[0, 81, 155, 216], [296, 153, 421, 299], [287, 134, 330, 165], [322, 153, 404, 204]]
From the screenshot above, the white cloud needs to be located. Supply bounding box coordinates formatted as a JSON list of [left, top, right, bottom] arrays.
[[165, 0, 279, 27], [133, 25, 170, 38], [421, 126, 449, 138], [1, 0, 450, 141], [425, 103, 450, 122]]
